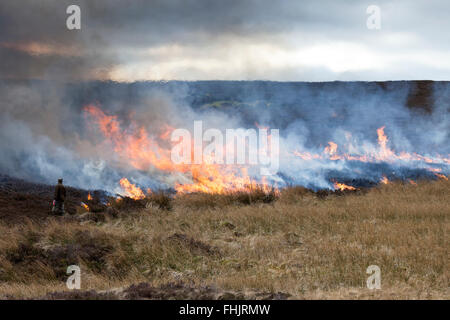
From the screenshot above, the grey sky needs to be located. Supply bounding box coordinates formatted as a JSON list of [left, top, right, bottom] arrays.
[[0, 0, 449, 81]]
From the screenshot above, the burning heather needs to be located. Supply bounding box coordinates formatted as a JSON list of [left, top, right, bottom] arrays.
[[84, 104, 278, 195], [294, 126, 449, 165], [119, 178, 147, 200], [0, 81, 448, 196], [333, 181, 356, 191], [84, 92, 448, 196]]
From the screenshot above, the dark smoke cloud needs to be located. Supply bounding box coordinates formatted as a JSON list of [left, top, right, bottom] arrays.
[[0, 0, 449, 80]]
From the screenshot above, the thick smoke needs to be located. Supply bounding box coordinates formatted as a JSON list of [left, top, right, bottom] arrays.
[[2, 1, 450, 81], [0, 80, 448, 193]]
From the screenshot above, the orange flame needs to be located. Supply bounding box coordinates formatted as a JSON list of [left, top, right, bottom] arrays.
[[84, 104, 181, 172], [333, 181, 356, 191], [380, 176, 389, 184], [81, 202, 89, 211], [174, 167, 276, 194], [119, 178, 146, 200], [85, 105, 274, 194], [292, 126, 449, 166], [87, 193, 92, 201], [84, 106, 447, 194], [376, 126, 394, 160], [434, 173, 448, 180], [324, 142, 340, 160]]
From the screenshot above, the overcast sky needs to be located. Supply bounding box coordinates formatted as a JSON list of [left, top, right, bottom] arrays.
[[0, 0, 449, 81]]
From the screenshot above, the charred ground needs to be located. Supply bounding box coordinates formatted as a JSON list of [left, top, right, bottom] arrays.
[[0, 174, 108, 224]]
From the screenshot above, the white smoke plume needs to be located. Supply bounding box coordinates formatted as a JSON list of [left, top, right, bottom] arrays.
[[0, 80, 448, 193]]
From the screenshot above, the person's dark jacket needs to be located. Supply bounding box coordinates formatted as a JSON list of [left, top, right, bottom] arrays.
[[54, 183, 66, 202]]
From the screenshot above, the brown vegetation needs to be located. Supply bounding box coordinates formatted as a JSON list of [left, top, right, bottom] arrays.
[[0, 179, 448, 299]]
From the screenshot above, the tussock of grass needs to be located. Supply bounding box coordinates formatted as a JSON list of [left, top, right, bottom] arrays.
[[0, 179, 448, 299]]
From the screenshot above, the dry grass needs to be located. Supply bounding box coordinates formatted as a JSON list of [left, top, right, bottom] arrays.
[[0, 179, 448, 299]]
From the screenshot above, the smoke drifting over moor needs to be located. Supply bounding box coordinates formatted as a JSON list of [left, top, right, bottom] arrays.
[[0, 80, 448, 194]]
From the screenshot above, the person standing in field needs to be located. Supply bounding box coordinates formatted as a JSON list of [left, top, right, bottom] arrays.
[[53, 178, 66, 216]]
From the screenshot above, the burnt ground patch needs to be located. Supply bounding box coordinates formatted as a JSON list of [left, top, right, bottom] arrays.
[[0, 174, 106, 224]]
